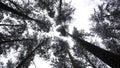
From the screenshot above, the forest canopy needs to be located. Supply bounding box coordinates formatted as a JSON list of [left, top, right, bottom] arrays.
[[0, 0, 120, 68]]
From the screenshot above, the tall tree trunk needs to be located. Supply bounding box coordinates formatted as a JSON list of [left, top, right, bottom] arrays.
[[79, 46, 96, 68], [59, 1, 78, 67], [83, 52, 96, 68], [0, 2, 31, 19], [56, 0, 62, 25], [67, 32, 120, 68], [16, 38, 49, 68], [0, 2, 43, 24], [67, 50, 79, 68], [8, 0, 24, 12]]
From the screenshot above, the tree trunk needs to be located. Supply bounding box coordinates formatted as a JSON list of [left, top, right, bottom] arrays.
[[67, 32, 120, 68], [16, 38, 49, 68], [83, 52, 96, 68], [0, 2, 43, 24], [67, 50, 79, 68], [8, 0, 24, 12], [80, 47, 96, 68]]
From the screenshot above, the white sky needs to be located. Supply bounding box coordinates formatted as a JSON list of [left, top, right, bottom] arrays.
[[29, 0, 102, 68], [69, 0, 102, 33]]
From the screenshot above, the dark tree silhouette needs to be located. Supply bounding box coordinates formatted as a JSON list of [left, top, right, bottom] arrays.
[[57, 25, 120, 68], [67, 49, 80, 68]]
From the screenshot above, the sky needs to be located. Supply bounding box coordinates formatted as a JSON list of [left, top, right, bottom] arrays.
[[29, 0, 102, 68], [69, 0, 102, 33]]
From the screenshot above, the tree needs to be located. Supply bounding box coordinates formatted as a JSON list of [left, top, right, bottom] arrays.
[[0, 1, 51, 32], [2, 0, 120, 68], [90, 0, 120, 55], [16, 38, 50, 68], [51, 37, 72, 68], [58, 25, 120, 68], [0, 0, 75, 68], [51, 37, 83, 68], [86, 0, 120, 67], [91, 0, 120, 55], [71, 27, 98, 68]]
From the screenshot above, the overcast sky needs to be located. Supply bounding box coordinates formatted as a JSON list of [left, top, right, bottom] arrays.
[[69, 0, 102, 33], [29, 0, 102, 68]]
